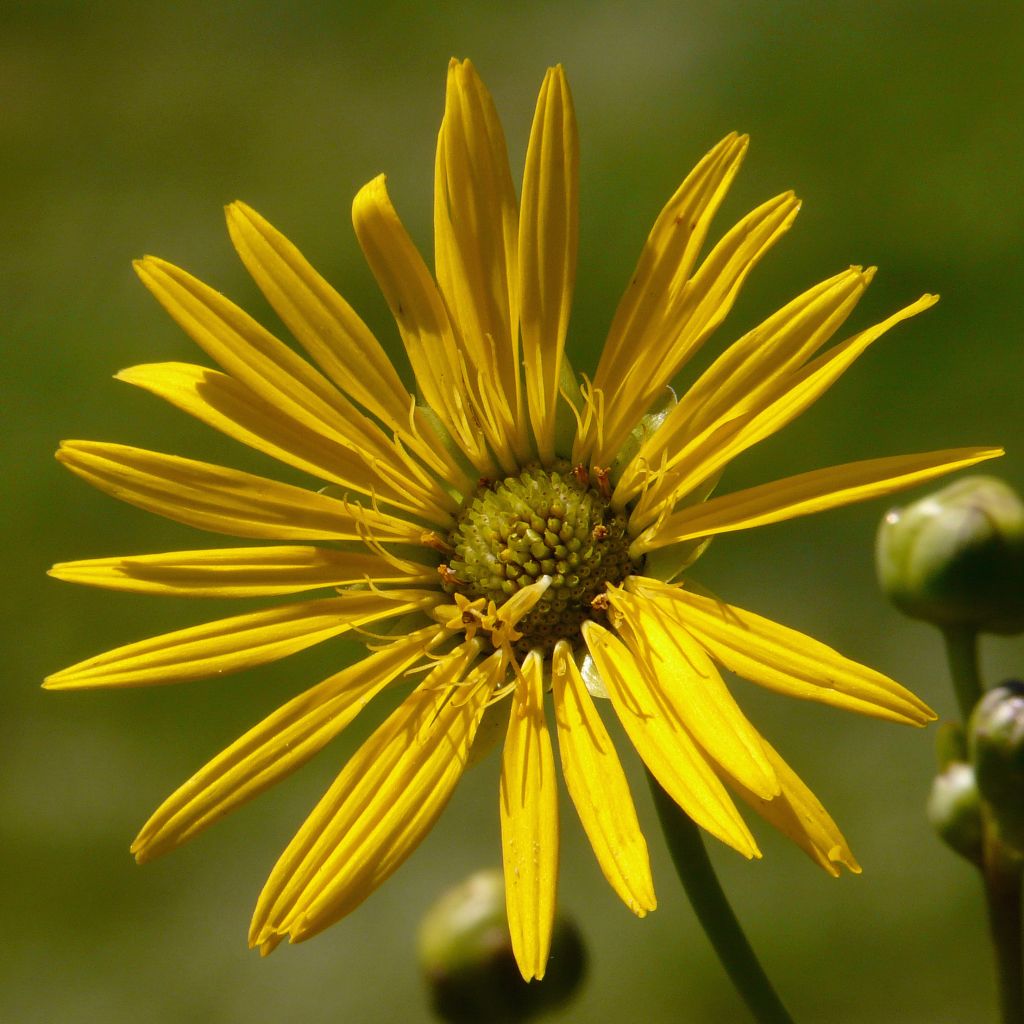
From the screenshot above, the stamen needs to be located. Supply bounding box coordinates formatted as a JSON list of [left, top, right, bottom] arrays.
[[422, 531, 455, 556], [437, 564, 464, 587]]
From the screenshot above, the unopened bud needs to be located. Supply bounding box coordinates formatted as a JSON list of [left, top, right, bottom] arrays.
[[876, 476, 1024, 634], [969, 681, 1024, 853], [927, 762, 984, 864], [418, 869, 586, 1023]]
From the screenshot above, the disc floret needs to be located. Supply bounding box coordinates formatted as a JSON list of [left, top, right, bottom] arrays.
[[444, 464, 636, 655]]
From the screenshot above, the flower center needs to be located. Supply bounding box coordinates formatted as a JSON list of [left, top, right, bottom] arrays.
[[444, 463, 636, 656]]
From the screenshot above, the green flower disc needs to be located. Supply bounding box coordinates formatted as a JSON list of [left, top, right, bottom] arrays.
[[446, 463, 637, 655]]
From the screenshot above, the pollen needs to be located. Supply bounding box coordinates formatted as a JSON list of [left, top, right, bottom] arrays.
[[446, 463, 637, 655]]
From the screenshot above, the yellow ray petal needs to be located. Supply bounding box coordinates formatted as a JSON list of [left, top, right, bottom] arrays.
[[224, 201, 468, 488], [717, 735, 860, 876], [49, 545, 436, 598], [581, 620, 759, 858], [575, 133, 749, 467], [669, 267, 873, 442], [117, 362, 456, 525], [588, 134, 748, 406], [592, 190, 801, 469], [352, 175, 494, 474], [43, 589, 436, 690], [607, 588, 779, 800], [551, 641, 655, 916], [435, 59, 527, 462], [519, 65, 578, 464], [615, 265, 873, 506], [132, 627, 439, 862], [500, 651, 559, 980], [635, 446, 1004, 553], [251, 645, 499, 949], [629, 293, 938, 525], [627, 577, 934, 724], [134, 257, 397, 458], [224, 201, 412, 429], [56, 441, 425, 545]]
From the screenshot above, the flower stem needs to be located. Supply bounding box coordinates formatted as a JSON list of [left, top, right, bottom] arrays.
[[942, 625, 983, 721], [647, 770, 796, 1024], [983, 835, 1024, 1024], [939, 625, 1024, 1024]]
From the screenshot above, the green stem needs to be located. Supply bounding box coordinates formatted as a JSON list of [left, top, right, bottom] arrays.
[[939, 625, 1024, 1023], [647, 770, 796, 1024], [942, 625, 983, 721], [983, 836, 1024, 1024]]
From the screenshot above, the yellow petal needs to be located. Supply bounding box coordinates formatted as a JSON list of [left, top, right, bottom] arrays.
[[224, 202, 472, 489], [117, 362, 456, 525], [589, 134, 748, 407], [630, 293, 938, 524], [134, 257, 395, 458], [224, 201, 413, 432], [49, 545, 435, 598], [251, 645, 498, 948], [434, 59, 526, 462], [717, 736, 860, 877], [615, 265, 872, 506], [627, 577, 934, 724], [352, 175, 494, 474], [500, 651, 559, 980], [593, 190, 800, 469], [668, 267, 873, 442], [607, 588, 779, 800], [132, 627, 438, 861], [519, 65, 578, 463], [581, 620, 759, 859], [43, 589, 436, 689], [56, 441, 425, 545], [635, 446, 1005, 553], [551, 641, 655, 916]]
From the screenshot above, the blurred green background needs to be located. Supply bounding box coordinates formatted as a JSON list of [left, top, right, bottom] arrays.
[[5, 2, 1024, 1021]]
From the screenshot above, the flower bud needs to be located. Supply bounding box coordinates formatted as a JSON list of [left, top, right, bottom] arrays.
[[969, 681, 1024, 853], [927, 762, 984, 864], [418, 869, 586, 1023], [876, 476, 1024, 634]]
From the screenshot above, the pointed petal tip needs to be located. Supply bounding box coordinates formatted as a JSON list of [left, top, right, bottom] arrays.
[[223, 200, 255, 231], [360, 172, 389, 195], [627, 891, 658, 917], [249, 922, 273, 951], [514, 955, 545, 983], [829, 845, 863, 875]]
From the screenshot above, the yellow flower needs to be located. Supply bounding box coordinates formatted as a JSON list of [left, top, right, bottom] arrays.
[[47, 58, 1000, 980]]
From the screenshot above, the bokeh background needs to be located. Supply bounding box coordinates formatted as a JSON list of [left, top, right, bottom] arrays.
[[5, 2, 1024, 1021]]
